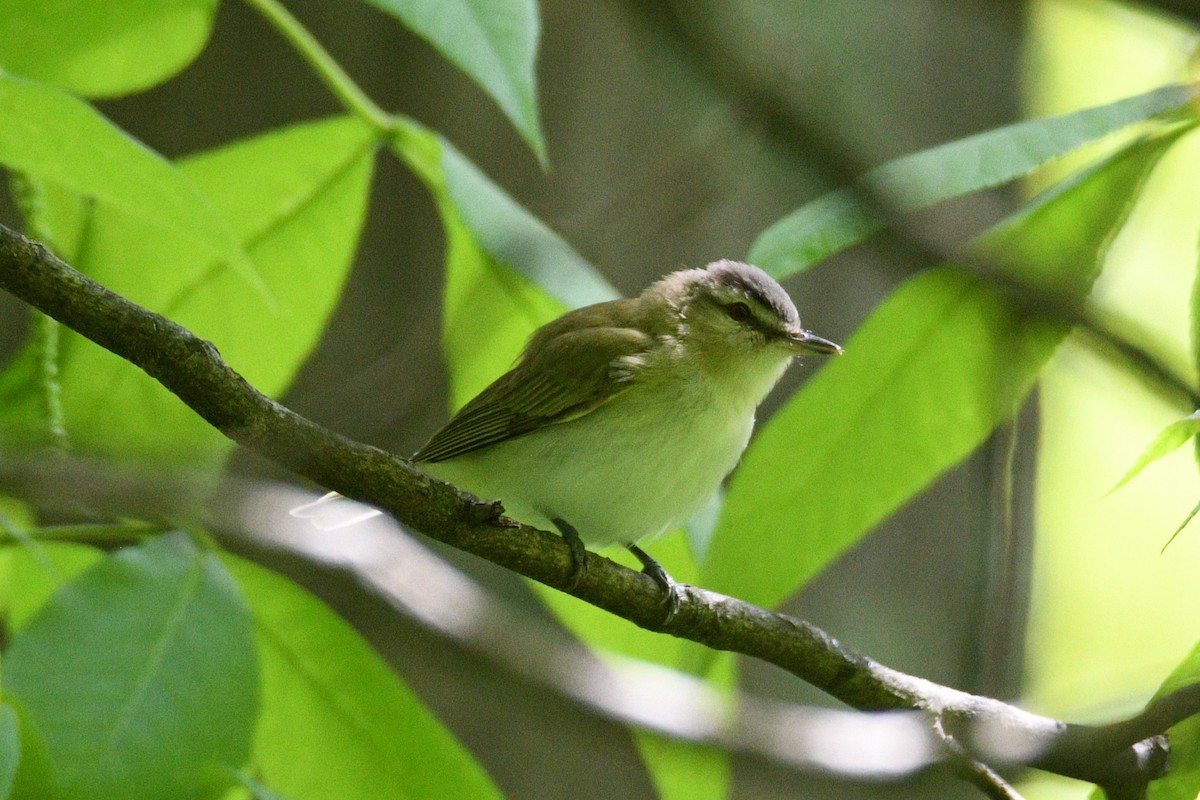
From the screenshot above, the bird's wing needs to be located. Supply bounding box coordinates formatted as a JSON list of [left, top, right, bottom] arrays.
[[414, 325, 653, 462]]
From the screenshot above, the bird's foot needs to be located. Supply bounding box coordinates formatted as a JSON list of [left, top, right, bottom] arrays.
[[552, 517, 590, 590], [627, 543, 682, 626]]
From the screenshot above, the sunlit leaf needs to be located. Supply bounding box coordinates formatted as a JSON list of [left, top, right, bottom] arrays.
[[362, 0, 545, 160], [1160, 497, 1200, 554], [222, 555, 502, 800], [0, 0, 218, 97], [1095, 641, 1200, 800], [1112, 410, 1200, 492], [0, 116, 376, 470], [439, 142, 614, 308], [705, 127, 1192, 611], [390, 126, 614, 407], [0, 73, 256, 288], [3, 533, 259, 800], [0, 542, 104, 633], [634, 731, 729, 800], [750, 83, 1196, 278]]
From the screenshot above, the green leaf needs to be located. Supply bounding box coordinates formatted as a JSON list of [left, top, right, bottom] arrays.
[[440, 209, 566, 408], [0, 116, 376, 469], [391, 127, 614, 406], [221, 555, 502, 800], [157, 116, 376, 397], [0, 705, 17, 800], [362, 0, 545, 160], [0, 0, 219, 97], [1160, 497, 1200, 554], [704, 128, 1191, 611], [1112, 411, 1200, 492], [2, 533, 259, 800], [0, 73, 257, 289], [633, 731, 728, 800], [1121, 642, 1200, 800], [0, 542, 104, 634], [750, 83, 1196, 278], [440, 151, 578, 405], [3, 701, 60, 800], [439, 142, 615, 309]]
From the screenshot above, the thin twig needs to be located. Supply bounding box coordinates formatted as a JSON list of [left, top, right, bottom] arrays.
[[934, 715, 1027, 800], [957, 760, 1026, 800]]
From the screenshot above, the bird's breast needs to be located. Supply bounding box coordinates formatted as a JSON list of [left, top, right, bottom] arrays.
[[422, 370, 759, 547]]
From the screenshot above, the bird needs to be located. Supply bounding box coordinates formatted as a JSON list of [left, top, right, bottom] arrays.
[[293, 259, 841, 618]]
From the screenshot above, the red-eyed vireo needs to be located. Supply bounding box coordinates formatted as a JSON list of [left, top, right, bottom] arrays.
[[294, 259, 840, 616]]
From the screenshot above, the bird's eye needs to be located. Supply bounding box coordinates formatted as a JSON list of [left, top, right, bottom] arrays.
[[725, 302, 753, 323]]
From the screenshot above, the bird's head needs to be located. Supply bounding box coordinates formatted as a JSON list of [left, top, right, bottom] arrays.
[[652, 259, 841, 362]]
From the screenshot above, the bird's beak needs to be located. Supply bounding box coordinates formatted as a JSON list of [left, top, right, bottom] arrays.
[[786, 329, 843, 355]]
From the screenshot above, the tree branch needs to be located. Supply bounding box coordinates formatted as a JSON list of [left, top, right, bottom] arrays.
[[934, 715, 1028, 800], [0, 222, 1194, 793]]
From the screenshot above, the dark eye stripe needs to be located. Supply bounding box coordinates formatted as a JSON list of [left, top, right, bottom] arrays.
[[725, 301, 753, 323]]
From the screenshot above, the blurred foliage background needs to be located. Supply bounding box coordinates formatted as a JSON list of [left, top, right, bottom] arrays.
[[1, 0, 1199, 799], [1024, 3, 1200, 797]]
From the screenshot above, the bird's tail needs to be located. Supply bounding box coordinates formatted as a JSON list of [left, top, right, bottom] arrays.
[[289, 491, 384, 531]]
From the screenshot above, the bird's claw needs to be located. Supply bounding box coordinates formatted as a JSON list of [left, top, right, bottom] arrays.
[[553, 517, 590, 591], [627, 543, 682, 626]]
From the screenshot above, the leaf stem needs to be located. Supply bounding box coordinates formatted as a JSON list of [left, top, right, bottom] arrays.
[[9, 173, 69, 451], [240, 0, 398, 134], [237, 0, 456, 224], [3, 522, 165, 546], [35, 312, 67, 449]]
